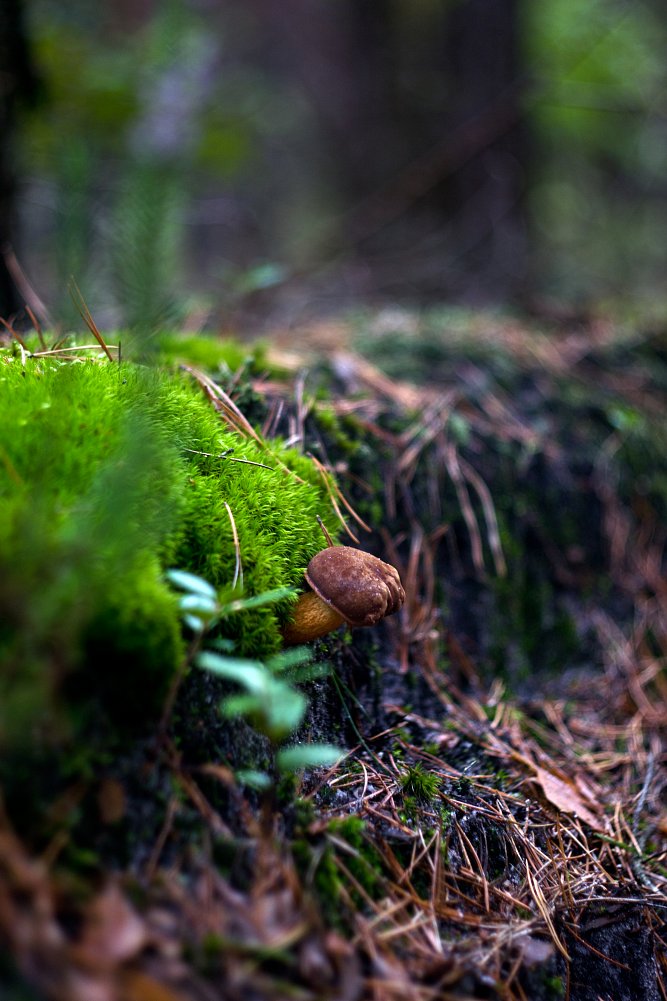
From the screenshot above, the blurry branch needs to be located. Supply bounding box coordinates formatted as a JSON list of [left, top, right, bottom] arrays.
[[1, 244, 52, 327]]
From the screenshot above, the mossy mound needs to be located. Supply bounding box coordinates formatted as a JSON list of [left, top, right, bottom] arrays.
[[0, 349, 339, 765]]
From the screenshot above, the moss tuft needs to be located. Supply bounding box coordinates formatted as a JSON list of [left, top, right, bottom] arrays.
[[0, 353, 340, 782], [399, 762, 442, 802]]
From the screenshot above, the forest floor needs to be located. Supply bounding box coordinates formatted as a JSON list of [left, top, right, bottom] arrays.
[[1, 305, 666, 1001]]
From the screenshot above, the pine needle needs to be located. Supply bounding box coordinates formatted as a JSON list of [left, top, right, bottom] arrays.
[[67, 279, 115, 362], [224, 501, 243, 590]]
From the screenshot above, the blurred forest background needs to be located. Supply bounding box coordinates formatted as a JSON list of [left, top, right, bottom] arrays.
[[2, 0, 667, 332]]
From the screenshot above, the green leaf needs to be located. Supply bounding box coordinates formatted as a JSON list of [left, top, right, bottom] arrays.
[[220, 694, 262, 718], [208, 636, 236, 653], [236, 769, 272, 790], [183, 613, 205, 633], [218, 586, 294, 616], [198, 652, 267, 693], [265, 646, 313, 673], [233, 262, 286, 295], [448, 412, 471, 446], [287, 662, 331, 685], [166, 569, 217, 599], [179, 593, 219, 616], [276, 744, 344, 773], [264, 685, 307, 740]]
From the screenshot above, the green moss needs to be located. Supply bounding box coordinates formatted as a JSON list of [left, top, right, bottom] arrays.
[[76, 557, 183, 729], [293, 815, 385, 929], [154, 331, 266, 372], [399, 762, 442, 802], [311, 404, 366, 460], [0, 353, 340, 777], [543, 975, 565, 998]]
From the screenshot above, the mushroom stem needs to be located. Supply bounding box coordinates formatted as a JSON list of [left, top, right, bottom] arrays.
[[282, 591, 345, 645]]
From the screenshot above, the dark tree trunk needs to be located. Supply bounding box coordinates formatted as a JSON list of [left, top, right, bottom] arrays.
[[248, 0, 529, 300], [249, 0, 393, 184], [440, 0, 529, 300], [0, 0, 40, 321]]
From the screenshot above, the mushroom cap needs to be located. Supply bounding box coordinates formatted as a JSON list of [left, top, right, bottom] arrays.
[[305, 546, 405, 628]]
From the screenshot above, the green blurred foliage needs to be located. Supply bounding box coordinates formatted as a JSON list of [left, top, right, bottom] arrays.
[[16, 0, 667, 313], [523, 0, 667, 302], [20, 0, 265, 327]]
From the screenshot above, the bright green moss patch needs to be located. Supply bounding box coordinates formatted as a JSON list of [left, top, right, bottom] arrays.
[[0, 354, 340, 754], [153, 331, 268, 373]]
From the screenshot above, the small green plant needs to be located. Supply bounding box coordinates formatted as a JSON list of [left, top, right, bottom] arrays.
[[399, 762, 442, 802], [169, 570, 343, 799], [199, 645, 343, 787], [167, 568, 292, 638]]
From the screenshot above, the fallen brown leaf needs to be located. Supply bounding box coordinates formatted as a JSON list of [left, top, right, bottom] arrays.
[[530, 766, 605, 832], [69, 882, 148, 970]]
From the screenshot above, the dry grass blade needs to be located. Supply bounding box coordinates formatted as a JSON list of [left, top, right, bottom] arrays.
[[396, 394, 457, 478], [182, 446, 275, 471], [381, 525, 445, 672], [456, 455, 506, 576], [308, 450, 371, 535], [442, 441, 486, 574], [67, 279, 115, 362], [2, 244, 53, 328], [28, 343, 121, 360], [184, 365, 311, 486], [524, 859, 570, 961], [183, 366, 263, 443], [24, 304, 46, 350], [454, 822, 490, 914], [331, 350, 436, 411], [308, 452, 360, 543]]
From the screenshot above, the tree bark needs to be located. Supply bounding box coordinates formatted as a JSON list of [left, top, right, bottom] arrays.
[[440, 0, 529, 300], [0, 0, 41, 321], [247, 0, 529, 299]]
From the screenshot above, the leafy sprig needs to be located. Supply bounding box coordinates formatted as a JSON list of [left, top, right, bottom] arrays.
[[168, 570, 343, 791]]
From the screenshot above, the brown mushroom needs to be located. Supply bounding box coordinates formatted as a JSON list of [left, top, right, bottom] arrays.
[[283, 546, 405, 645]]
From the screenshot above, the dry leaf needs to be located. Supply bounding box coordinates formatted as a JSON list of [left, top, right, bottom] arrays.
[[530, 766, 604, 832], [517, 933, 555, 967], [70, 882, 147, 969]]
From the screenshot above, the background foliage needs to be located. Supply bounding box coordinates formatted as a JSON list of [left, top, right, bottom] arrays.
[[7, 0, 667, 324]]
